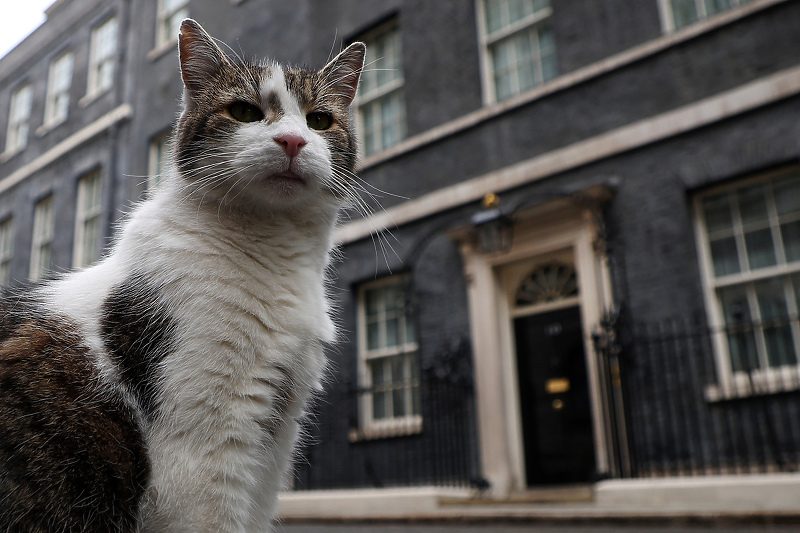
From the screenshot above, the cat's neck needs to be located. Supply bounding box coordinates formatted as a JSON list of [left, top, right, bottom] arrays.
[[118, 174, 340, 277]]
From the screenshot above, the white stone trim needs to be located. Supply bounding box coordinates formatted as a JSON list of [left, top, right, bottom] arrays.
[[336, 63, 800, 245], [0, 104, 132, 196], [455, 201, 614, 497]]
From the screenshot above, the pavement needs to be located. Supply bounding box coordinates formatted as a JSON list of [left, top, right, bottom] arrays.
[[276, 525, 799, 533], [276, 475, 800, 527]]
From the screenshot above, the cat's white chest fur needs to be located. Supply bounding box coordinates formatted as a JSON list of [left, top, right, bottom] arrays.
[[131, 191, 335, 531]]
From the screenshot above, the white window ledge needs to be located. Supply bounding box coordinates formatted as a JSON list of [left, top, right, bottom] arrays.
[[35, 119, 66, 138], [349, 416, 422, 442], [79, 88, 111, 108], [704, 369, 800, 402]]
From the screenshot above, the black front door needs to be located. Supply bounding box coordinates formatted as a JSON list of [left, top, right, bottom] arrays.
[[514, 306, 595, 485]]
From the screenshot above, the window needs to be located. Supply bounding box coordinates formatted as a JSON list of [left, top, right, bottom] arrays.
[[696, 170, 800, 396], [5, 85, 33, 155], [44, 52, 74, 127], [74, 170, 103, 268], [660, 0, 755, 32], [156, 0, 189, 48], [148, 132, 170, 190], [87, 17, 118, 97], [355, 23, 407, 158], [356, 276, 421, 438], [479, 0, 557, 103], [30, 196, 54, 280], [0, 219, 13, 285]]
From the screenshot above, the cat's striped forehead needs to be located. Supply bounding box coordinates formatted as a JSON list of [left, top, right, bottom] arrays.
[[209, 62, 326, 123]]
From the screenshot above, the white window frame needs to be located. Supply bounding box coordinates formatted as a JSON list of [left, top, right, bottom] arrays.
[[355, 21, 407, 159], [43, 51, 74, 128], [0, 218, 13, 286], [86, 16, 119, 99], [353, 275, 422, 440], [30, 196, 54, 280], [695, 167, 800, 400], [148, 131, 171, 190], [73, 170, 103, 269], [476, 0, 557, 105], [657, 0, 755, 33], [4, 84, 33, 157], [156, 0, 189, 49]]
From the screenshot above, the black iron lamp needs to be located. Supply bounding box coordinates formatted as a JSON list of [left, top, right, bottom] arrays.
[[471, 193, 514, 253]]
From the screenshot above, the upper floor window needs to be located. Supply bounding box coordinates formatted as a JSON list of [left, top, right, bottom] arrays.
[[5, 84, 33, 156], [355, 22, 407, 158], [87, 17, 119, 97], [355, 275, 421, 438], [660, 0, 755, 32], [157, 0, 189, 48], [479, 0, 557, 103], [0, 218, 13, 286], [73, 170, 103, 268], [696, 169, 800, 396], [44, 52, 74, 127], [30, 195, 54, 280]]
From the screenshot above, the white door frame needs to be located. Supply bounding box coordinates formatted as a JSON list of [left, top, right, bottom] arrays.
[[452, 190, 615, 497]]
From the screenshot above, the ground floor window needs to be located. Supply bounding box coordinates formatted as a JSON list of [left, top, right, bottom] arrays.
[[355, 275, 421, 438], [696, 168, 800, 393]]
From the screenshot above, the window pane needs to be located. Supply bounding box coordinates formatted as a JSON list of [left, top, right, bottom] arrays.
[[719, 285, 757, 371], [671, 0, 700, 29], [719, 285, 751, 325], [754, 278, 796, 367], [781, 220, 800, 263], [702, 193, 734, 234], [773, 175, 800, 218], [709, 236, 740, 276], [485, 0, 505, 34], [507, 0, 533, 24], [744, 228, 776, 270], [372, 390, 388, 420], [704, 0, 732, 16], [754, 278, 790, 322], [367, 320, 380, 350], [737, 184, 769, 227], [385, 316, 399, 347], [404, 307, 416, 344]]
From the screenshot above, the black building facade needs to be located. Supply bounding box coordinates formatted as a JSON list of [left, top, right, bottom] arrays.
[[2, 0, 800, 501]]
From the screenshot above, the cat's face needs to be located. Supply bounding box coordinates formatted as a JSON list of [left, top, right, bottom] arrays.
[[174, 20, 365, 212]]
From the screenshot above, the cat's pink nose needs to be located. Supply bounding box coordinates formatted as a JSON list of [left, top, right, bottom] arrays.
[[274, 134, 307, 158]]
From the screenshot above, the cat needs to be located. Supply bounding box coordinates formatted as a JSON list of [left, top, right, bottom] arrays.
[[0, 19, 365, 533]]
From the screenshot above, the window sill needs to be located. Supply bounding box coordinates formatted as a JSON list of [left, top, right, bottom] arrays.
[[0, 147, 23, 164], [348, 417, 422, 442], [36, 119, 65, 138], [148, 39, 177, 62], [79, 88, 111, 108], [704, 369, 800, 402]]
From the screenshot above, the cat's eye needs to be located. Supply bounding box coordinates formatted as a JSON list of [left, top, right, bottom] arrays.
[[228, 102, 264, 123], [307, 112, 333, 131]]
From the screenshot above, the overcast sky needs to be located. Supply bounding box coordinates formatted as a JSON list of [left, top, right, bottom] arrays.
[[0, 1, 55, 60]]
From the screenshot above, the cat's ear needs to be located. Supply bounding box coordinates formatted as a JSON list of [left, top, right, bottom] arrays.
[[178, 19, 230, 98], [320, 42, 366, 106]]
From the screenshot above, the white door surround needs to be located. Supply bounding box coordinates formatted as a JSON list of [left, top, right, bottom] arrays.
[[451, 188, 615, 497]]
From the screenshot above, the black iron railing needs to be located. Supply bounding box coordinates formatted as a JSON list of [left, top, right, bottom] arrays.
[[291, 345, 480, 490], [599, 314, 800, 478]]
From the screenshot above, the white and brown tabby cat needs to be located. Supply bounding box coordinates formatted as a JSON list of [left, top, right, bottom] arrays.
[[0, 19, 365, 533]]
